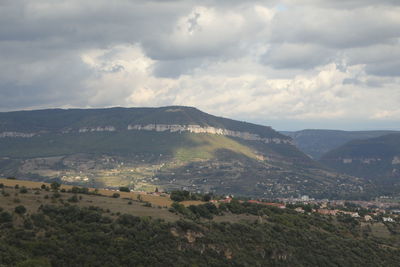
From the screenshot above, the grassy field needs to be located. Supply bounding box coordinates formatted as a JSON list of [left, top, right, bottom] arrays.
[[0, 177, 262, 225], [0, 178, 174, 206]]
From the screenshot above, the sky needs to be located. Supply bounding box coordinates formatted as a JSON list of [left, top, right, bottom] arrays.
[[1, 0, 400, 131]]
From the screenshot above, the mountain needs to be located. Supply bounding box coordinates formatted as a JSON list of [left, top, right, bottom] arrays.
[[281, 129, 398, 159], [320, 133, 400, 184], [0, 106, 366, 199]]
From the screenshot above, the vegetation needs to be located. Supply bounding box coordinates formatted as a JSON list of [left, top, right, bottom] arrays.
[[0, 106, 368, 199], [0, 182, 399, 266], [283, 129, 398, 159], [1, 202, 400, 266]]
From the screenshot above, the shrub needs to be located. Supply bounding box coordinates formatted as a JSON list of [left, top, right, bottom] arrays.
[[0, 211, 12, 223], [15, 205, 27, 215], [50, 182, 61, 191], [170, 190, 190, 202], [119, 187, 130, 192], [112, 193, 120, 198], [143, 202, 152, 207], [68, 195, 79, 203], [19, 187, 28, 194]]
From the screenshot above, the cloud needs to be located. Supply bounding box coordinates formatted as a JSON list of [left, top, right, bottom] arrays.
[[261, 43, 334, 69], [0, 0, 399, 130]]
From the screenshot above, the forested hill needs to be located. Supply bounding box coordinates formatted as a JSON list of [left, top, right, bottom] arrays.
[[282, 129, 398, 159], [320, 133, 400, 182], [1, 182, 400, 266]]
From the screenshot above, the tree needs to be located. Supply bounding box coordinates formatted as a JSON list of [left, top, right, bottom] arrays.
[[68, 195, 79, 203], [19, 187, 28, 194], [15, 205, 27, 215], [50, 182, 61, 191], [0, 211, 12, 223], [170, 190, 190, 202], [119, 187, 130, 192]]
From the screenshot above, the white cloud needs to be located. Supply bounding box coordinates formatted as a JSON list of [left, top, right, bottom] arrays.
[[0, 0, 400, 129]]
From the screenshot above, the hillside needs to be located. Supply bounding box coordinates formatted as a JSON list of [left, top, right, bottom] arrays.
[[320, 133, 400, 193], [282, 129, 398, 159], [0, 106, 365, 199], [1, 181, 400, 266]]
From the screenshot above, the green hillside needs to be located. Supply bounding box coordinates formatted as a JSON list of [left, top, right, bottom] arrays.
[[0, 107, 367, 199], [320, 133, 400, 192], [282, 129, 398, 159], [1, 184, 400, 266]]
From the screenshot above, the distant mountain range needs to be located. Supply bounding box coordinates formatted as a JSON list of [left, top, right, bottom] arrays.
[[320, 133, 400, 183], [281, 129, 399, 159], [0, 106, 366, 199]]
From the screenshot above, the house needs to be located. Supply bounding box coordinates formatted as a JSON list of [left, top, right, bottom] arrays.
[[383, 217, 395, 223], [219, 198, 232, 203], [364, 215, 373, 221], [340, 211, 360, 218], [317, 209, 338, 215], [294, 207, 305, 213]]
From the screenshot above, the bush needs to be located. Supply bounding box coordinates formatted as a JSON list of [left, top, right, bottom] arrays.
[[119, 187, 130, 192], [112, 193, 120, 198], [15, 205, 27, 215], [68, 195, 79, 203], [143, 202, 152, 207], [16, 258, 51, 267], [19, 187, 28, 194], [70, 186, 89, 194], [0, 211, 12, 223], [50, 182, 61, 191], [170, 190, 190, 202]]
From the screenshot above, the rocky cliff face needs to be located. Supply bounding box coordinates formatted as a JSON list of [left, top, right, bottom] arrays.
[[0, 124, 292, 145], [0, 132, 36, 138], [127, 124, 293, 145]]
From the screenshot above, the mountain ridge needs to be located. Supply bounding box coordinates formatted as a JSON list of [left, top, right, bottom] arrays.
[[0, 106, 367, 199], [0, 106, 285, 138], [282, 129, 399, 159]]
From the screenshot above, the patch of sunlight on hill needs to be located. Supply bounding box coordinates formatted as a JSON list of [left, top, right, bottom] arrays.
[[174, 134, 258, 162]]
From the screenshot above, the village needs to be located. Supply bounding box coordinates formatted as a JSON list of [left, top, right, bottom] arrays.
[[132, 187, 400, 224]]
